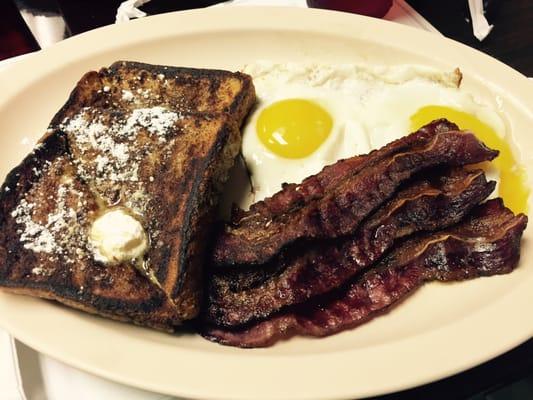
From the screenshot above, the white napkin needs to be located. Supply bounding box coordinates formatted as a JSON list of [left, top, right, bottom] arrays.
[[18, 13, 66, 49], [116, 0, 151, 23], [2, 1, 441, 399], [468, 0, 493, 41], [39, 356, 174, 400], [0, 330, 25, 400]]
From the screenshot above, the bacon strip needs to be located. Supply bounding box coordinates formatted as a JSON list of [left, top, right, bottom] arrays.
[[213, 126, 498, 266], [203, 199, 527, 348], [242, 119, 458, 221], [205, 168, 495, 326]]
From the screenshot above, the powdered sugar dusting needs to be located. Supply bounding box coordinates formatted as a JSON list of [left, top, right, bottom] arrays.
[[60, 106, 181, 214], [12, 198, 56, 253], [121, 89, 134, 101], [12, 81, 183, 264], [31, 266, 45, 275], [125, 107, 180, 139], [11, 179, 88, 263]]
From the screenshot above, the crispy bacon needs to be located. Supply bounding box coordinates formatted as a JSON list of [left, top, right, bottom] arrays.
[[212, 125, 498, 266], [243, 119, 458, 221], [205, 168, 495, 326], [203, 199, 527, 348]]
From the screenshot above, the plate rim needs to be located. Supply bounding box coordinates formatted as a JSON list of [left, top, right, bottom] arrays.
[[0, 6, 532, 400]]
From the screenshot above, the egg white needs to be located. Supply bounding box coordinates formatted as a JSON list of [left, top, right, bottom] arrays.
[[242, 88, 370, 205], [241, 62, 505, 208]]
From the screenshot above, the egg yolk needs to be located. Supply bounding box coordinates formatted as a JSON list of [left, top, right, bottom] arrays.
[[256, 99, 333, 159], [410, 105, 529, 214]]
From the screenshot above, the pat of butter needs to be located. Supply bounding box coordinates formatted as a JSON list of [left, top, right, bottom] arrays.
[[89, 208, 148, 264]]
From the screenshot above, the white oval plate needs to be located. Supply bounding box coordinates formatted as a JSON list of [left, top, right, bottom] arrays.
[[0, 7, 532, 400]]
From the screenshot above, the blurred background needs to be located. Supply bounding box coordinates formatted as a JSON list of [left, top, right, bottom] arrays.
[[0, 1, 532, 399], [1, 0, 532, 75]]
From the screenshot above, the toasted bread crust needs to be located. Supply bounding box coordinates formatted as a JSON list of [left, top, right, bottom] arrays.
[[1, 286, 177, 331], [0, 133, 181, 329], [0, 61, 256, 329], [49, 61, 255, 128], [107, 61, 255, 125], [171, 118, 242, 318]]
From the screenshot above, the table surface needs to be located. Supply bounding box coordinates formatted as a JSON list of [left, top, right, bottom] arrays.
[[2, 1, 533, 399], [15, 0, 532, 76]]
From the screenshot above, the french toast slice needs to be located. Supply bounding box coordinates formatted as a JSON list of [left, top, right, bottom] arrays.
[[0, 134, 180, 329], [0, 62, 256, 329]]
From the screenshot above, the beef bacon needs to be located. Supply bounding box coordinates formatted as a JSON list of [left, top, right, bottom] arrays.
[[205, 168, 496, 327], [213, 125, 498, 266], [203, 199, 527, 348]]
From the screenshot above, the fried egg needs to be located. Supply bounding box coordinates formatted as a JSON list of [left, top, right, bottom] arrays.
[[241, 62, 528, 214]]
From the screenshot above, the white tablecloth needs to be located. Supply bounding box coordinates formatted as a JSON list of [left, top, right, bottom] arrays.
[[0, 1, 439, 399]]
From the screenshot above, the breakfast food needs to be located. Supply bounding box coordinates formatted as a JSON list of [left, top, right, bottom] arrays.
[[201, 62, 528, 348], [204, 199, 527, 348], [231, 118, 457, 223], [239, 62, 528, 214], [213, 61, 528, 267], [213, 124, 498, 266], [0, 61, 255, 329], [206, 166, 496, 327], [0, 59, 528, 347]]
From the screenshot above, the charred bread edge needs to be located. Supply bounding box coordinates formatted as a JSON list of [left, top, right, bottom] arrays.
[[1, 61, 257, 324], [172, 117, 241, 300], [108, 61, 256, 125], [2, 286, 174, 331], [0, 133, 174, 328]]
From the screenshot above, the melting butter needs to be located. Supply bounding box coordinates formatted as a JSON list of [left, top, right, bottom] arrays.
[[89, 208, 148, 264]]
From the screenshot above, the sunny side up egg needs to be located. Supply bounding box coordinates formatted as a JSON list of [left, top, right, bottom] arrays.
[[241, 62, 529, 214]]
